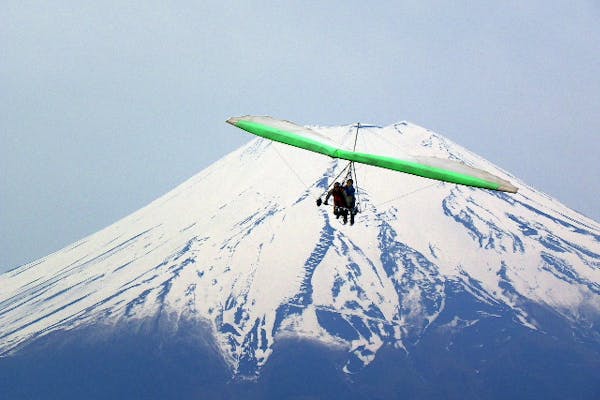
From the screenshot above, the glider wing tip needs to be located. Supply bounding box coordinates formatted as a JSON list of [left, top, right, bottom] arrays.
[[500, 183, 518, 193], [226, 116, 240, 126]]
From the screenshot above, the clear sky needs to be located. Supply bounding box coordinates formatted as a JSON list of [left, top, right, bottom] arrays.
[[1, 1, 599, 272]]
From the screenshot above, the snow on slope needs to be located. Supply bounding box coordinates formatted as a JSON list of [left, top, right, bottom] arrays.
[[1, 121, 599, 376]]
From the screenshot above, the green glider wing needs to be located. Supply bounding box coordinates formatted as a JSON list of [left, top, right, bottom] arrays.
[[226, 115, 518, 193]]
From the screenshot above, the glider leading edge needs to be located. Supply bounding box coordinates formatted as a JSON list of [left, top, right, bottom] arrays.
[[226, 115, 518, 194]]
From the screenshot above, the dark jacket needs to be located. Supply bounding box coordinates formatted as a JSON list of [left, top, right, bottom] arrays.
[[325, 186, 346, 207], [344, 185, 355, 208]]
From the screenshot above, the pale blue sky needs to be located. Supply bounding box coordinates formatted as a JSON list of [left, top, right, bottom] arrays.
[[2, 1, 599, 271]]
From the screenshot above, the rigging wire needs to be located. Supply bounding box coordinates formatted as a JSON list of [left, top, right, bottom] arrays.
[[374, 128, 404, 153], [272, 140, 353, 202], [319, 161, 353, 198], [372, 182, 441, 208], [272, 143, 310, 190], [317, 122, 362, 200], [353, 182, 442, 223], [352, 122, 360, 152], [351, 123, 361, 212]]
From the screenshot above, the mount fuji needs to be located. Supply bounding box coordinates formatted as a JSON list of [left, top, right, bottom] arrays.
[[1, 121, 599, 399]]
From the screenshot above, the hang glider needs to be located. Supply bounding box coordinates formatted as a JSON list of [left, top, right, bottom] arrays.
[[226, 115, 518, 193]]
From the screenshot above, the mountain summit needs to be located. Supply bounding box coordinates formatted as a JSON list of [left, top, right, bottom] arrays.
[[1, 121, 599, 398]]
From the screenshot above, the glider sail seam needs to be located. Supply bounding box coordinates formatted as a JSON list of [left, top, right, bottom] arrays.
[[227, 116, 518, 193]]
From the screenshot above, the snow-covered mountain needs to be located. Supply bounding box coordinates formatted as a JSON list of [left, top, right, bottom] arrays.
[[1, 121, 599, 390]]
